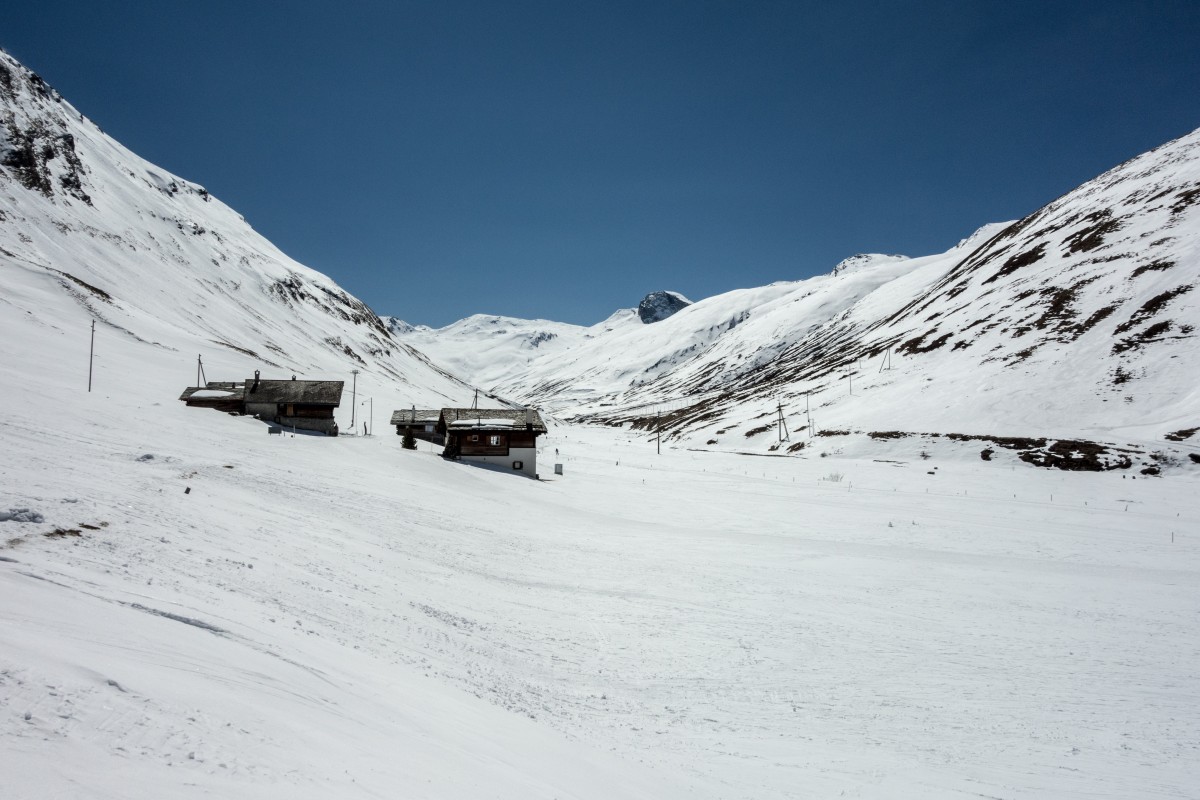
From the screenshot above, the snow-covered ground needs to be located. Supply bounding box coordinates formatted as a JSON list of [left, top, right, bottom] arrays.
[[2, 319, 1198, 798]]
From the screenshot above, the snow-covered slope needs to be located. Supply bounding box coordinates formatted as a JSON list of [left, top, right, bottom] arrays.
[[0, 50, 471, 416], [397, 313, 590, 395], [402, 130, 1200, 470]]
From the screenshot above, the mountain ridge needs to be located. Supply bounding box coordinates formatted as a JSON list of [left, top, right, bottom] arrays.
[[1, 49, 474, 413], [390, 131, 1200, 469]]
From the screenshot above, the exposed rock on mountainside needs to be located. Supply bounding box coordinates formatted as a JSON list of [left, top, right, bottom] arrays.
[[830, 253, 908, 276], [637, 290, 692, 323]]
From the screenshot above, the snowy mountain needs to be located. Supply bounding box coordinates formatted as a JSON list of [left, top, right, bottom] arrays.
[[0, 50, 473, 417], [400, 131, 1200, 472], [396, 312, 590, 396]]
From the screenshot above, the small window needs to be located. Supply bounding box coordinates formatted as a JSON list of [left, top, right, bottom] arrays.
[[489, 435, 501, 446], [469, 434, 479, 442]]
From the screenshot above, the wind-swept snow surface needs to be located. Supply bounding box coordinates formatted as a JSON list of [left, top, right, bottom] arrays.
[[3, 351, 1199, 798]]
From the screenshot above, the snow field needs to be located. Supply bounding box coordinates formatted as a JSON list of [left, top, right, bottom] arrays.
[[2, 322, 1197, 797]]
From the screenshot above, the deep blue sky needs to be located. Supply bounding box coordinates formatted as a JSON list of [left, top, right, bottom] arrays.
[[4, 1, 1198, 326]]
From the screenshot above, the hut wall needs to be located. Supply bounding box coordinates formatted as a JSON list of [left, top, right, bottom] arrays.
[[277, 416, 339, 436], [246, 402, 277, 418], [290, 406, 335, 419], [460, 447, 538, 478]]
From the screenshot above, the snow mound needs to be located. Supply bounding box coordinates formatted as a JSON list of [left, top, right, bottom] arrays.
[[0, 508, 44, 523]]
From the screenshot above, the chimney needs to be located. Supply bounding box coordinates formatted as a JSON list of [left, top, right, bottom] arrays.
[[252, 369, 260, 392], [525, 407, 534, 430]]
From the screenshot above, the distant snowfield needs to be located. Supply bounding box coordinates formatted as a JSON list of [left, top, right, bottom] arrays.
[[2, 322, 1197, 799]]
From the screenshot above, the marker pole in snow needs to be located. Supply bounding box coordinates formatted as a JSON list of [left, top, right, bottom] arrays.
[[656, 409, 661, 455], [87, 320, 95, 392]]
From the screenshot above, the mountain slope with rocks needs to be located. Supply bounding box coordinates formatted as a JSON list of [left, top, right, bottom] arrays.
[[400, 130, 1200, 472], [0, 50, 472, 414]]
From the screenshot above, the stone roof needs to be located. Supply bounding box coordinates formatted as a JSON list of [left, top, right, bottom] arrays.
[[243, 378, 344, 406], [438, 407, 547, 433], [390, 408, 442, 426]]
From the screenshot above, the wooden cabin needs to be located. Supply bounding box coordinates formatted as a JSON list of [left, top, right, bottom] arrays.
[[243, 374, 344, 436], [390, 409, 444, 444], [438, 407, 547, 478], [180, 372, 344, 435]]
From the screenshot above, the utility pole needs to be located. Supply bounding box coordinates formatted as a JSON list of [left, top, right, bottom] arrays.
[[845, 368, 853, 396], [777, 400, 789, 442], [878, 346, 892, 373], [656, 408, 661, 455], [85, 321, 96, 393], [472, 388, 479, 409], [350, 369, 360, 431], [806, 390, 814, 437], [87, 320, 95, 392], [196, 354, 206, 387]]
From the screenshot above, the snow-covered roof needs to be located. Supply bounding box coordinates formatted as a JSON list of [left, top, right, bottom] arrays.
[[448, 418, 522, 428], [439, 407, 547, 433], [178, 382, 244, 402]]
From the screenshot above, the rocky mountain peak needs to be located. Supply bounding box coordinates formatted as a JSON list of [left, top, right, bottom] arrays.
[[637, 290, 692, 324]]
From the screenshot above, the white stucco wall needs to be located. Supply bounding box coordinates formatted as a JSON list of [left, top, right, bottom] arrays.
[[461, 447, 538, 478]]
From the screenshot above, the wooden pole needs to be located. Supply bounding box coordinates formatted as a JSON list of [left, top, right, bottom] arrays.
[[88, 320, 95, 392]]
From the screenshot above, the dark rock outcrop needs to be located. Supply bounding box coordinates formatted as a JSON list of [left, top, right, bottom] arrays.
[[637, 291, 691, 324]]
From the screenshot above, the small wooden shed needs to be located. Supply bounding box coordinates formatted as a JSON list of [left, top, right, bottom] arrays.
[[390, 408, 444, 444]]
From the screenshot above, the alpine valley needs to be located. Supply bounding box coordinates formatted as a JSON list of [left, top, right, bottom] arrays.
[[2, 49, 1198, 800]]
